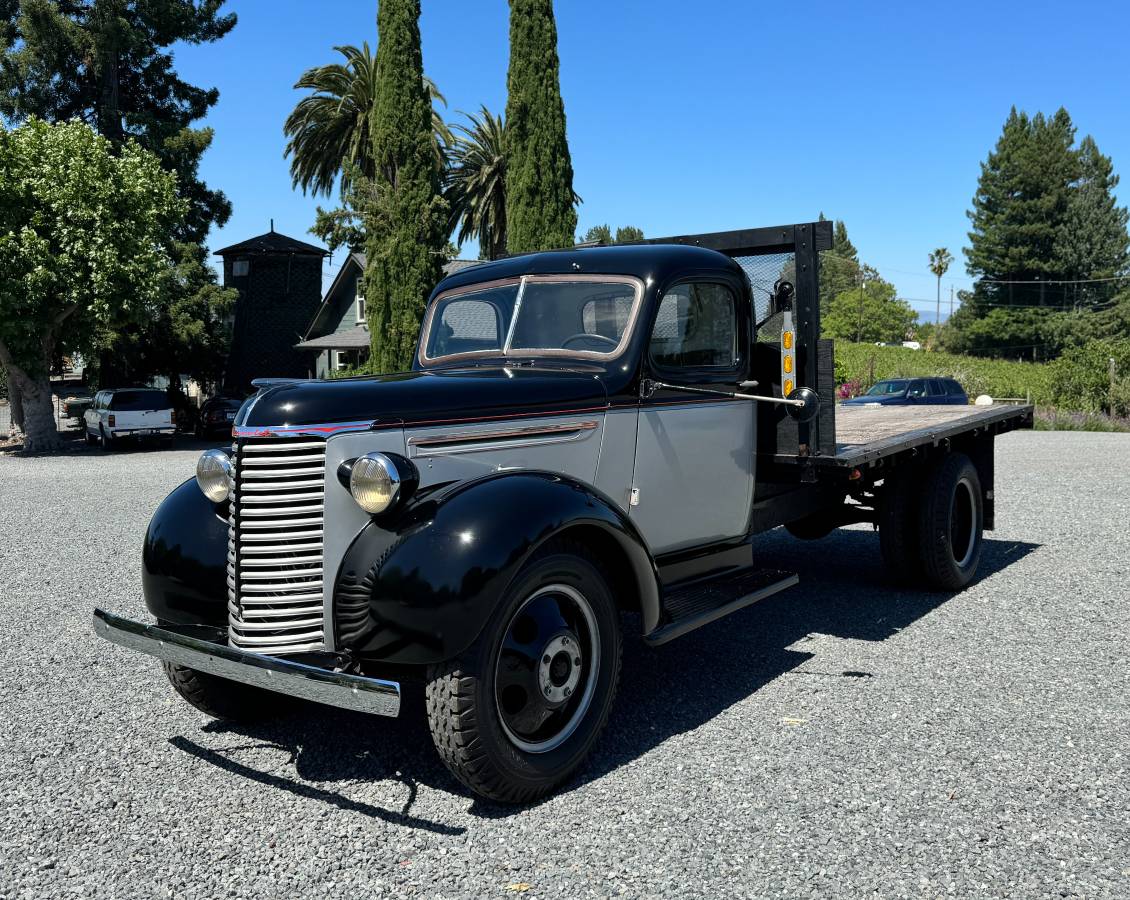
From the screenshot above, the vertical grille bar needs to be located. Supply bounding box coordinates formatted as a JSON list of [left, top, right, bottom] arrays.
[[228, 438, 328, 655]]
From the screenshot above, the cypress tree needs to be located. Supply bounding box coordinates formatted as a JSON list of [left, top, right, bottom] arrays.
[[505, 0, 577, 253], [364, 0, 447, 372]]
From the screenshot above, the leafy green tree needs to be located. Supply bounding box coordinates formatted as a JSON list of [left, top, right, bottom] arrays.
[[284, 42, 452, 198], [581, 224, 644, 244], [1, 0, 235, 243], [949, 107, 1130, 358], [1, 0, 239, 393], [96, 242, 236, 392], [823, 275, 916, 344], [816, 214, 861, 311], [445, 106, 508, 260], [504, 0, 577, 252], [965, 108, 1080, 311], [363, 0, 447, 372], [928, 247, 953, 325], [0, 119, 184, 451]]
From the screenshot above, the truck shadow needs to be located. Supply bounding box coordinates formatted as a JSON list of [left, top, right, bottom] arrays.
[[168, 529, 1038, 825]]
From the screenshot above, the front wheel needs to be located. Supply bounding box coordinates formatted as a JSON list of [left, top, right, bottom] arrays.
[[425, 540, 622, 803], [163, 662, 291, 722]]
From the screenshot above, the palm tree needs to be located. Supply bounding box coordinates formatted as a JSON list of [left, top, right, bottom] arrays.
[[446, 106, 508, 260], [928, 247, 953, 325], [284, 43, 452, 197]]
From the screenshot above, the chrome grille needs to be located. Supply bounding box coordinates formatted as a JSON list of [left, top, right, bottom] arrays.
[[228, 439, 327, 655]]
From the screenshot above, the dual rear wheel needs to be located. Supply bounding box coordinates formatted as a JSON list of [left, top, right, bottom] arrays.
[[880, 452, 984, 590]]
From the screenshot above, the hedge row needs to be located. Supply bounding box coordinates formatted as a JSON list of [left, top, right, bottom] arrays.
[[834, 342, 1054, 404]]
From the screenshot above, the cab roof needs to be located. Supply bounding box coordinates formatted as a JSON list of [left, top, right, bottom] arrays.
[[432, 243, 745, 297]]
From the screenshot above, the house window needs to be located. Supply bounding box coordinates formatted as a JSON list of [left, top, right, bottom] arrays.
[[232, 259, 250, 277], [356, 279, 366, 324]]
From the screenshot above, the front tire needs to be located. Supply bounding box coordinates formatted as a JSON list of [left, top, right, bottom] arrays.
[[162, 662, 290, 722], [425, 540, 622, 803]]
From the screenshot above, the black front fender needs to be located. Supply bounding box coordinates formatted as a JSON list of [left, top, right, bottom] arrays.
[[334, 472, 660, 665], [142, 478, 229, 627]]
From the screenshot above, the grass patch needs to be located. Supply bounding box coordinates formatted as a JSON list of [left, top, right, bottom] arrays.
[[1034, 407, 1130, 433]]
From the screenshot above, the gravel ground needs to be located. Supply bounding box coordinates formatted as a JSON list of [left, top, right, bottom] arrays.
[[1, 431, 1127, 898]]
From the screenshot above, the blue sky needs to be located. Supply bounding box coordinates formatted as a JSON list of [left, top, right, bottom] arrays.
[[176, 0, 1130, 322]]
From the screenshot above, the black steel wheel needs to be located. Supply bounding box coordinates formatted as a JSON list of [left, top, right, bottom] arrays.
[[425, 539, 622, 803], [917, 453, 983, 590]]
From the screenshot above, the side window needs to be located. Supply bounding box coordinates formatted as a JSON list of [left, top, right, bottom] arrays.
[[944, 379, 964, 396], [355, 278, 366, 324], [926, 379, 945, 397], [431, 298, 503, 357], [649, 282, 737, 370], [907, 379, 927, 398]]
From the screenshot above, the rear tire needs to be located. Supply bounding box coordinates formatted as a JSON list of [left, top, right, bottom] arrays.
[[162, 662, 290, 722], [879, 465, 924, 583], [917, 453, 983, 590], [99, 426, 113, 450], [84, 427, 96, 446], [425, 540, 622, 803]]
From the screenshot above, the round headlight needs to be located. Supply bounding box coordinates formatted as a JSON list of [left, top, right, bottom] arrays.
[[195, 449, 232, 503], [349, 453, 401, 514]]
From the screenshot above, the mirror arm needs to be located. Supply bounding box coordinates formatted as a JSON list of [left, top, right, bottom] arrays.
[[642, 379, 806, 409]]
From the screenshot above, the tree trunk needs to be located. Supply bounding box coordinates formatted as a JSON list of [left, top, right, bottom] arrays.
[[0, 339, 61, 452], [8, 376, 25, 441]]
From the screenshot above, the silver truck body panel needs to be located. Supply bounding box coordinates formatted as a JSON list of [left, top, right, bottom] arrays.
[[628, 399, 755, 553]]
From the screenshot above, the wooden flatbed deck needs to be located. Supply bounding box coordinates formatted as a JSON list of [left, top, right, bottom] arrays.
[[794, 403, 1034, 467]]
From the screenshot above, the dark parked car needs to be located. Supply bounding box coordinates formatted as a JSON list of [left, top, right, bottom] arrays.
[[842, 377, 968, 406], [195, 397, 243, 437]]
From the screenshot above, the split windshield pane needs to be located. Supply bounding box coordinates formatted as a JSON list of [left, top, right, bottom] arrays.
[[423, 278, 639, 362]]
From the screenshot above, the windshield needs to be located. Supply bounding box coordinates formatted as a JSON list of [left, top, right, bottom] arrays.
[[420, 276, 642, 365], [110, 390, 170, 411], [864, 380, 909, 397]]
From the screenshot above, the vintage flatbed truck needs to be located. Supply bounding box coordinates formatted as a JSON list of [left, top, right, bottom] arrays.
[[93, 221, 1033, 802]]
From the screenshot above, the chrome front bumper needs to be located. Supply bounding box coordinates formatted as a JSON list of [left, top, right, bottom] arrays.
[[92, 609, 400, 717]]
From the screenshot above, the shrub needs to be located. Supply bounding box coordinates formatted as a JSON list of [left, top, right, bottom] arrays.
[[1046, 339, 1130, 414]]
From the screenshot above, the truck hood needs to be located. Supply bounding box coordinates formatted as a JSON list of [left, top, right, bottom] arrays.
[[241, 367, 610, 431]]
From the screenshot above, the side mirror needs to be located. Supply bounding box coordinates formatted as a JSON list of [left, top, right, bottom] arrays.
[[770, 279, 794, 316], [785, 387, 820, 423]]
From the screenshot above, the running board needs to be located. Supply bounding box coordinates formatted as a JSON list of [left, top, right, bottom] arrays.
[[645, 568, 799, 646]]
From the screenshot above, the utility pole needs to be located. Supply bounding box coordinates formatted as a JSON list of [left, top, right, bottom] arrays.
[[856, 269, 865, 343], [949, 284, 954, 321]]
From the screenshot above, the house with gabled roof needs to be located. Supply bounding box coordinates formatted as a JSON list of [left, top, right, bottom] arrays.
[[296, 252, 481, 377]]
